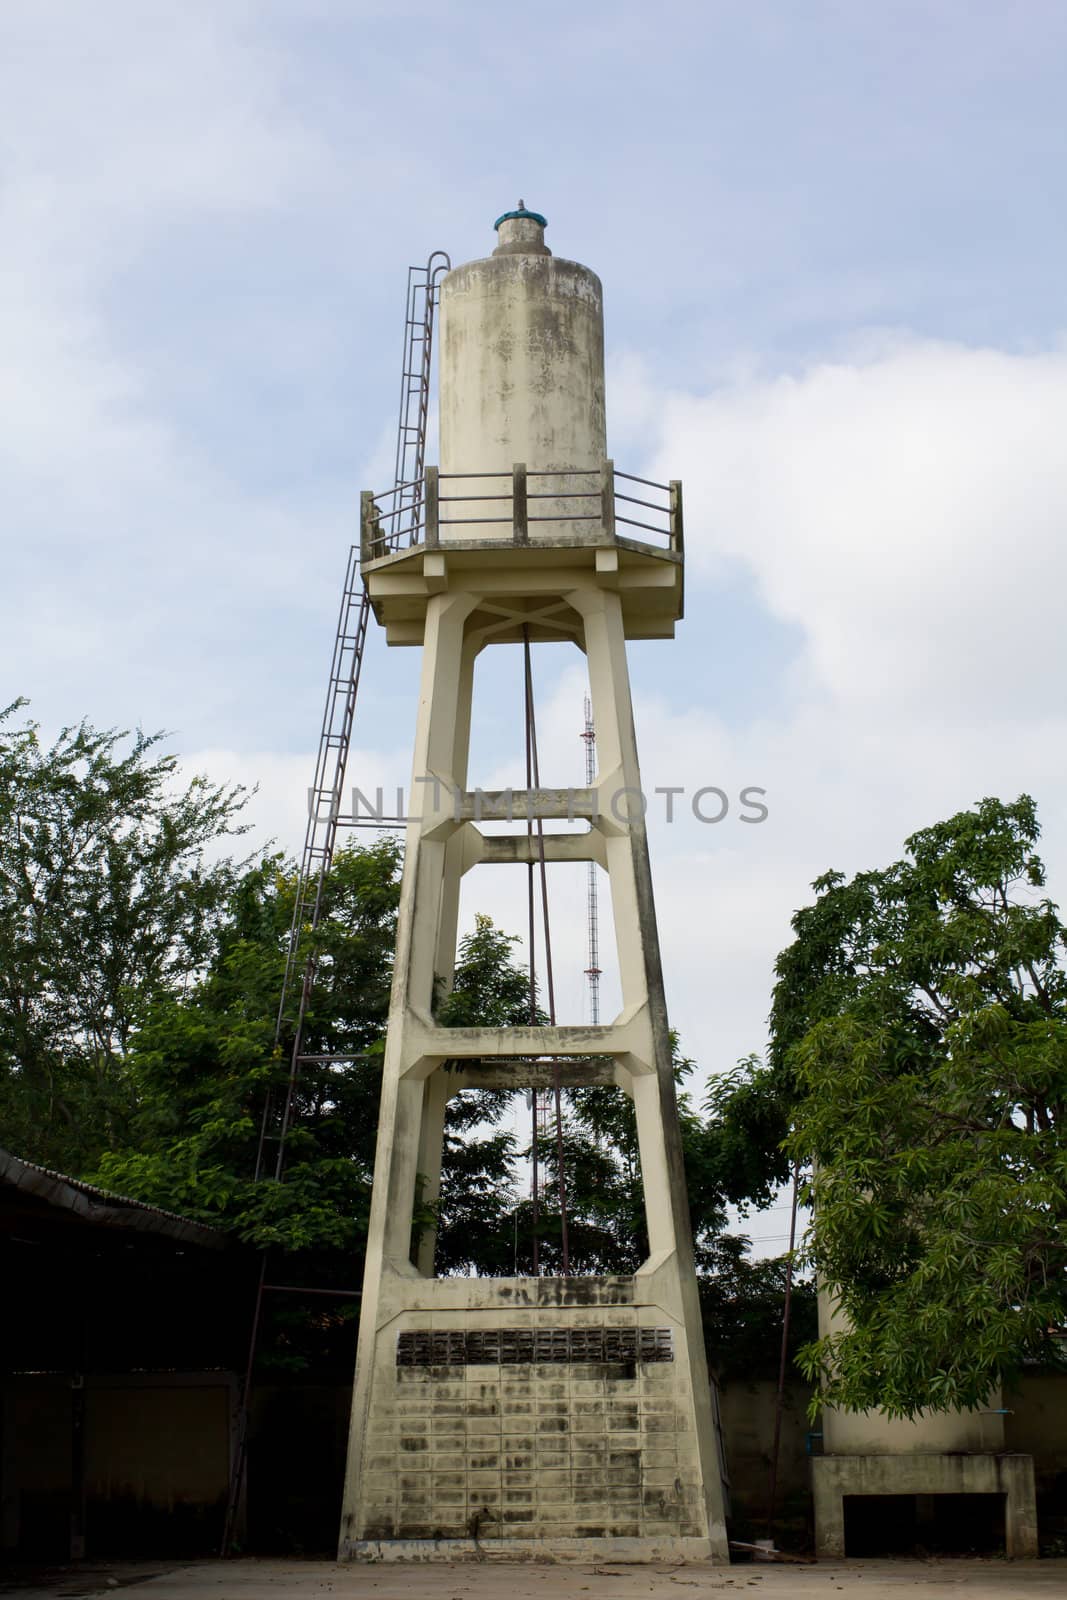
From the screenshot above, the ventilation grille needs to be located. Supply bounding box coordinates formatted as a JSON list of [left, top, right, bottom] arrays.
[[396, 1326, 673, 1367]]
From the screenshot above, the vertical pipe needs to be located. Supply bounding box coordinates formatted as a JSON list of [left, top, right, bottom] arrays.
[[768, 1162, 801, 1541], [524, 625, 539, 1274], [523, 627, 569, 1275], [582, 696, 600, 1026]]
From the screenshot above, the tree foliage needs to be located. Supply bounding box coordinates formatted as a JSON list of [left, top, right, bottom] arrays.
[[93, 842, 403, 1256], [775, 795, 1067, 1415], [0, 702, 248, 1169], [1, 701, 803, 1378], [434, 915, 534, 1276]]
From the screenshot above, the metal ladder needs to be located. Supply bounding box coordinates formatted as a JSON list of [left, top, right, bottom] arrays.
[[254, 545, 371, 1182], [264, 250, 451, 1141], [221, 248, 450, 1555], [392, 251, 451, 547]]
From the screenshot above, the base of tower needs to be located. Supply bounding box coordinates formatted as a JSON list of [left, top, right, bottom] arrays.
[[339, 1264, 730, 1561], [341, 1534, 720, 1563]]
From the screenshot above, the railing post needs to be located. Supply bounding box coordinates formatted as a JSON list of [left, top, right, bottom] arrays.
[[360, 491, 376, 566], [424, 466, 439, 547], [669, 480, 684, 556], [513, 462, 528, 543], [601, 458, 616, 539]]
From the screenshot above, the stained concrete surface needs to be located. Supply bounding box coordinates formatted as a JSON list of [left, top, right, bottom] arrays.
[[4, 1560, 1067, 1600]]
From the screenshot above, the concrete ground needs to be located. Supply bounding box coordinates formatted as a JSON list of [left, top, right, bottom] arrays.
[[4, 1560, 1067, 1600]]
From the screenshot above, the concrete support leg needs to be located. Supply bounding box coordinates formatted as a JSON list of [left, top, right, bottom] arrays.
[[413, 1069, 452, 1277]]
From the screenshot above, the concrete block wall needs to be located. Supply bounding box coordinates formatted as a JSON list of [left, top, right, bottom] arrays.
[[345, 1273, 718, 1557], [361, 1353, 702, 1544]]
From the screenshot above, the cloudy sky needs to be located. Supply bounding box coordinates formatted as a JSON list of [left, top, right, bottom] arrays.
[[5, 2, 1066, 1249]]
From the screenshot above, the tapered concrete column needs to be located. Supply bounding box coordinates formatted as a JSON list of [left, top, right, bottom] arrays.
[[414, 1069, 453, 1277], [431, 634, 480, 994], [402, 592, 480, 1017]]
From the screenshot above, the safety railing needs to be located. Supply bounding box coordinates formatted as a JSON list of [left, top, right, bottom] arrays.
[[360, 461, 683, 563]]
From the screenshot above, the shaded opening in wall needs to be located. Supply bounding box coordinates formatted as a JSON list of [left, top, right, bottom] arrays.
[[842, 1492, 1005, 1557]]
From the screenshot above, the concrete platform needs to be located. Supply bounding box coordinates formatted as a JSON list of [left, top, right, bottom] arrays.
[[811, 1452, 1039, 1560], [5, 1560, 1067, 1600]]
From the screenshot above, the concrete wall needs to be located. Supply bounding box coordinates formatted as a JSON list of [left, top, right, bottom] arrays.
[[84, 1380, 231, 1553], [722, 1370, 1067, 1552], [717, 1377, 813, 1530], [1005, 1372, 1067, 1545], [0, 1383, 72, 1556], [343, 1271, 719, 1559], [1005, 1372, 1067, 1463], [820, 1403, 1007, 1456], [811, 1450, 1039, 1559], [1, 1373, 234, 1559], [8, 1368, 1066, 1557]]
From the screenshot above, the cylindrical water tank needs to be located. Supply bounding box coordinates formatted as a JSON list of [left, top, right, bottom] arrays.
[[438, 206, 606, 540]]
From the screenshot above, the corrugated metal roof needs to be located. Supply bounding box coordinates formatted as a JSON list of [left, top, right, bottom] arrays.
[[0, 1147, 227, 1249]]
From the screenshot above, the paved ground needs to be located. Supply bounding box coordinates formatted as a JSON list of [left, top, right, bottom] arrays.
[[4, 1560, 1067, 1600]]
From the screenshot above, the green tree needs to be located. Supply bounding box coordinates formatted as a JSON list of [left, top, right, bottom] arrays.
[[95, 849, 544, 1369], [501, 1043, 742, 1265], [0, 690, 801, 1375], [0, 701, 248, 1170], [94, 842, 404, 1258], [94, 864, 542, 1263], [434, 914, 533, 1275], [775, 795, 1067, 1415], [697, 1234, 817, 1384]]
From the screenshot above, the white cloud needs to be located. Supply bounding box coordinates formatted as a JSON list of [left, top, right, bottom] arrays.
[[425, 339, 1067, 1102], [0, 5, 355, 742], [169, 337, 1067, 1123], [650, 337, 1067, 720]]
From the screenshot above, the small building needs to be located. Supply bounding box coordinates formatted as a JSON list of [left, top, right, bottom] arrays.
[[809, 1293, 1039, 1559], [0, 1148, 251, 1560]]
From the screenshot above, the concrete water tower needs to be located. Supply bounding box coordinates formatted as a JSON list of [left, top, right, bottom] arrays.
[[339, 207, 730, 1561]]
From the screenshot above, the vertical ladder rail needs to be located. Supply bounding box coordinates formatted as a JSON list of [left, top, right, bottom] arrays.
[[261, 247, 450, 1175], [223, 246, 450, 1557], [393, 251, 451, 547], [260, 547, 371, 1179]]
